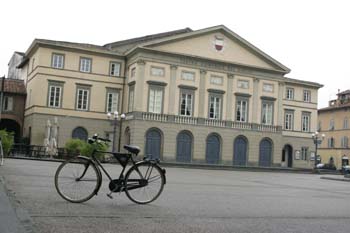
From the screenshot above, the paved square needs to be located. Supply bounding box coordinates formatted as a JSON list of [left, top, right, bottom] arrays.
[[1, 159, 350, 233]]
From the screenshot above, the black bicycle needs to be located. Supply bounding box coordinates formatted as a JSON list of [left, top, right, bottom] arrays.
[[54, 134, 166, 204]]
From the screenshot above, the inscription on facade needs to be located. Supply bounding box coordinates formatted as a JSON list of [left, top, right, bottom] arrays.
[[180, 58, 236, 72]]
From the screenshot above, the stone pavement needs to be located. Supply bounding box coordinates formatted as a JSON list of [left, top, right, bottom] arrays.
[[0, 176, 33, 233]]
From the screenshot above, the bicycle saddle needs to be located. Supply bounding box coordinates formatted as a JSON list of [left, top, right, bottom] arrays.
[[124, 145, 140, 155]]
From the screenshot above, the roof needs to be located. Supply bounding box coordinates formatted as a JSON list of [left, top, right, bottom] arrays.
[[284, 77, 323, 88], [337, 89, 350, 95], [104, 27, 192, 53], [132, 25, 291, 73], [0, 78, 26, 94], [318, 102, 350, 112]]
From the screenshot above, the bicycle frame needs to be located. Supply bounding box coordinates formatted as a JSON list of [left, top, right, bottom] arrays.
[[76, 148, 146, 196]]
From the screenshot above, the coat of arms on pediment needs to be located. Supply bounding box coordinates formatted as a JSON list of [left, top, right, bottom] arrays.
[[213, 35, 224, 52]]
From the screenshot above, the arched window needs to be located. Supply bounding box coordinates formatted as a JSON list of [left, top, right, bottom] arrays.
[[72, 127, 88, 141]]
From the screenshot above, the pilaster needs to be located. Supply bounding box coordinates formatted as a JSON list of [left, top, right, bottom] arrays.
[[134, 59, 146, 112], [226, 74, 234, 121], [252, 77, 260, 123], [277, 81, 284, 126], [198, 70, 207, 118], [168, 65, 178, 115]]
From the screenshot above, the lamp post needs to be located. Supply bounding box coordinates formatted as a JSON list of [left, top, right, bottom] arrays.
[[312, 131, 325, 168], [107, 111, 125, 152]]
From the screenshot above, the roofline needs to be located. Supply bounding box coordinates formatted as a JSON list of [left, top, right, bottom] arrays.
[[137, 25, 291, 73], [284, 77, 323, 89], [104, 27, 193, 48], [318, 104, 350, 112], [127, 46, 289, 75]]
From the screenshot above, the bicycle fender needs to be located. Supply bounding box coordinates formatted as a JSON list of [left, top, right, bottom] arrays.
[[76, 156, 103, 195]]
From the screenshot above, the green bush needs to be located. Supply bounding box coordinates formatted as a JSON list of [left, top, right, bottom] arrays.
[[65, 138, 108, 160], [64, 138, 85, 156], [0, 129, 14, 156]]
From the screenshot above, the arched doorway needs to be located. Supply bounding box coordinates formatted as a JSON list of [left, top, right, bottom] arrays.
[[259, 138, 273, 167], [72, 127, 88, 141], [0, 119, 21, 142], [176, 131, 192, 162], [233, 136, 248, 166], [206, 133, 221, 164], [145, 128, 162, 160], [282, 144, 293, 168]]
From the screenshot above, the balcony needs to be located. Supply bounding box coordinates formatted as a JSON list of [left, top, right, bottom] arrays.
[[128, 112, 282, 133]]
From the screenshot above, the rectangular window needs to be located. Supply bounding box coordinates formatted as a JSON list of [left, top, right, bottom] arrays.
[[76, 88, 89, 110], [148, 87, 163, 113], [80, 58, 92, 73], [329, 119, 335, 130], [284, 111, 294, 130], [150, 67, 165, 77], [286, 88, 294, 100], [236, 99, 248, 122], [210, 75, 223, 85], [328, 138, 335, 148], [110, 62, 121, 76], [301, 147, 308, 160], [3, 96, 13, 111], [344, 118, 348, 129], [342, 136, 349, 148], [130, 67, 136, 78], [48, 85, 62, 108], [261, 102, 273, 125], [303, 90, 311, 102], [52, 53, 64, 69], [263, 83, 274, 92], [180, 91, 193, 116], [181, 71, 195, 81], [128, 85, 134, 112], [302, 113, 310, 132], [209, 95, 221, 119], [106, 91, 119, 113], [237, 80, 249, 89]]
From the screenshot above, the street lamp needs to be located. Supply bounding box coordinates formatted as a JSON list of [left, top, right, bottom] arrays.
[[107, 111, 126, 152], [312, 131, 325, 168]]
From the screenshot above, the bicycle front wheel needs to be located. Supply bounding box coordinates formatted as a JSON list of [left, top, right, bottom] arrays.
[[125, 162, 165, 204], [55, 157, 100, 203]]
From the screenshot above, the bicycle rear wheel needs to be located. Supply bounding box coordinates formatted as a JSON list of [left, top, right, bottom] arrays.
[[55, 157, 100, 203], [125, 162, 165, 204]]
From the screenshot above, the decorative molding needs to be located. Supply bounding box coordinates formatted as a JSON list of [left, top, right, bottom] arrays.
[[170, 64, 178, 70], [234, 92, 252, 97], [260, 96, 276, 101], [75, 83, 92, 87], [47, 79, 65, 84], [128, 81, 136, 86], [178, 85, 198, 90], [200, 69, 207, 75], [207, 88, 225, 94], [253, 77, 260, 83], [227, 74, 234, 79], [137, 59, 146, 65], [146, 80, 167, 86]]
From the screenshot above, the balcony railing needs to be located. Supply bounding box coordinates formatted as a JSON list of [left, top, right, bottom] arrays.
[[132, 112, 282, 133]]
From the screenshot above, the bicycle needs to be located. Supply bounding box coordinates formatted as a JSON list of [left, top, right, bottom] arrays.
[[54, 134, 166, 204]]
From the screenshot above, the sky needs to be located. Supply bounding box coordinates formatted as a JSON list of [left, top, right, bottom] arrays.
[[0, 0, 349, 108]]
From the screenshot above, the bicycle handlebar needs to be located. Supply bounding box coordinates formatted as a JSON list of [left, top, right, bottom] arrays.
[[88, 134, 111, 144]]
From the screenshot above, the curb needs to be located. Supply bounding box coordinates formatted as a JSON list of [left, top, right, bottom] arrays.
[[320, 176, 350, 182]]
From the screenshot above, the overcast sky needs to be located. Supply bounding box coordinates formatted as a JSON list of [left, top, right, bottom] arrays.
[[1, 0, 349, 108]]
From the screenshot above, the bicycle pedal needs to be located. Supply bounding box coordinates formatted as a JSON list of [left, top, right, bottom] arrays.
[[107, 193, 113, 199]]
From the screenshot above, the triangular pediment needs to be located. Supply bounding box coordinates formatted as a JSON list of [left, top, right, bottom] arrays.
[[141, 25, 289, 73]]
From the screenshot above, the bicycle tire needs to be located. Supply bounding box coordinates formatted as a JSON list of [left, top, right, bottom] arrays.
[[55, 157, 100, 203], [125, 161, 165, 204]]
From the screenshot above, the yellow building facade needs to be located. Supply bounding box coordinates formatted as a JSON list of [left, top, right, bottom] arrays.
[[17, 25, 322, 168]]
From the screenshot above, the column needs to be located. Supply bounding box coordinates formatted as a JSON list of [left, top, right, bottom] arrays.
[[198, 70, 207, 118], [277, 81, 284, 126], [168, 65, 178, 115], [226, 74, 234, 121], [252, 77, 259, 123], [134, 59, 145, 112]]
